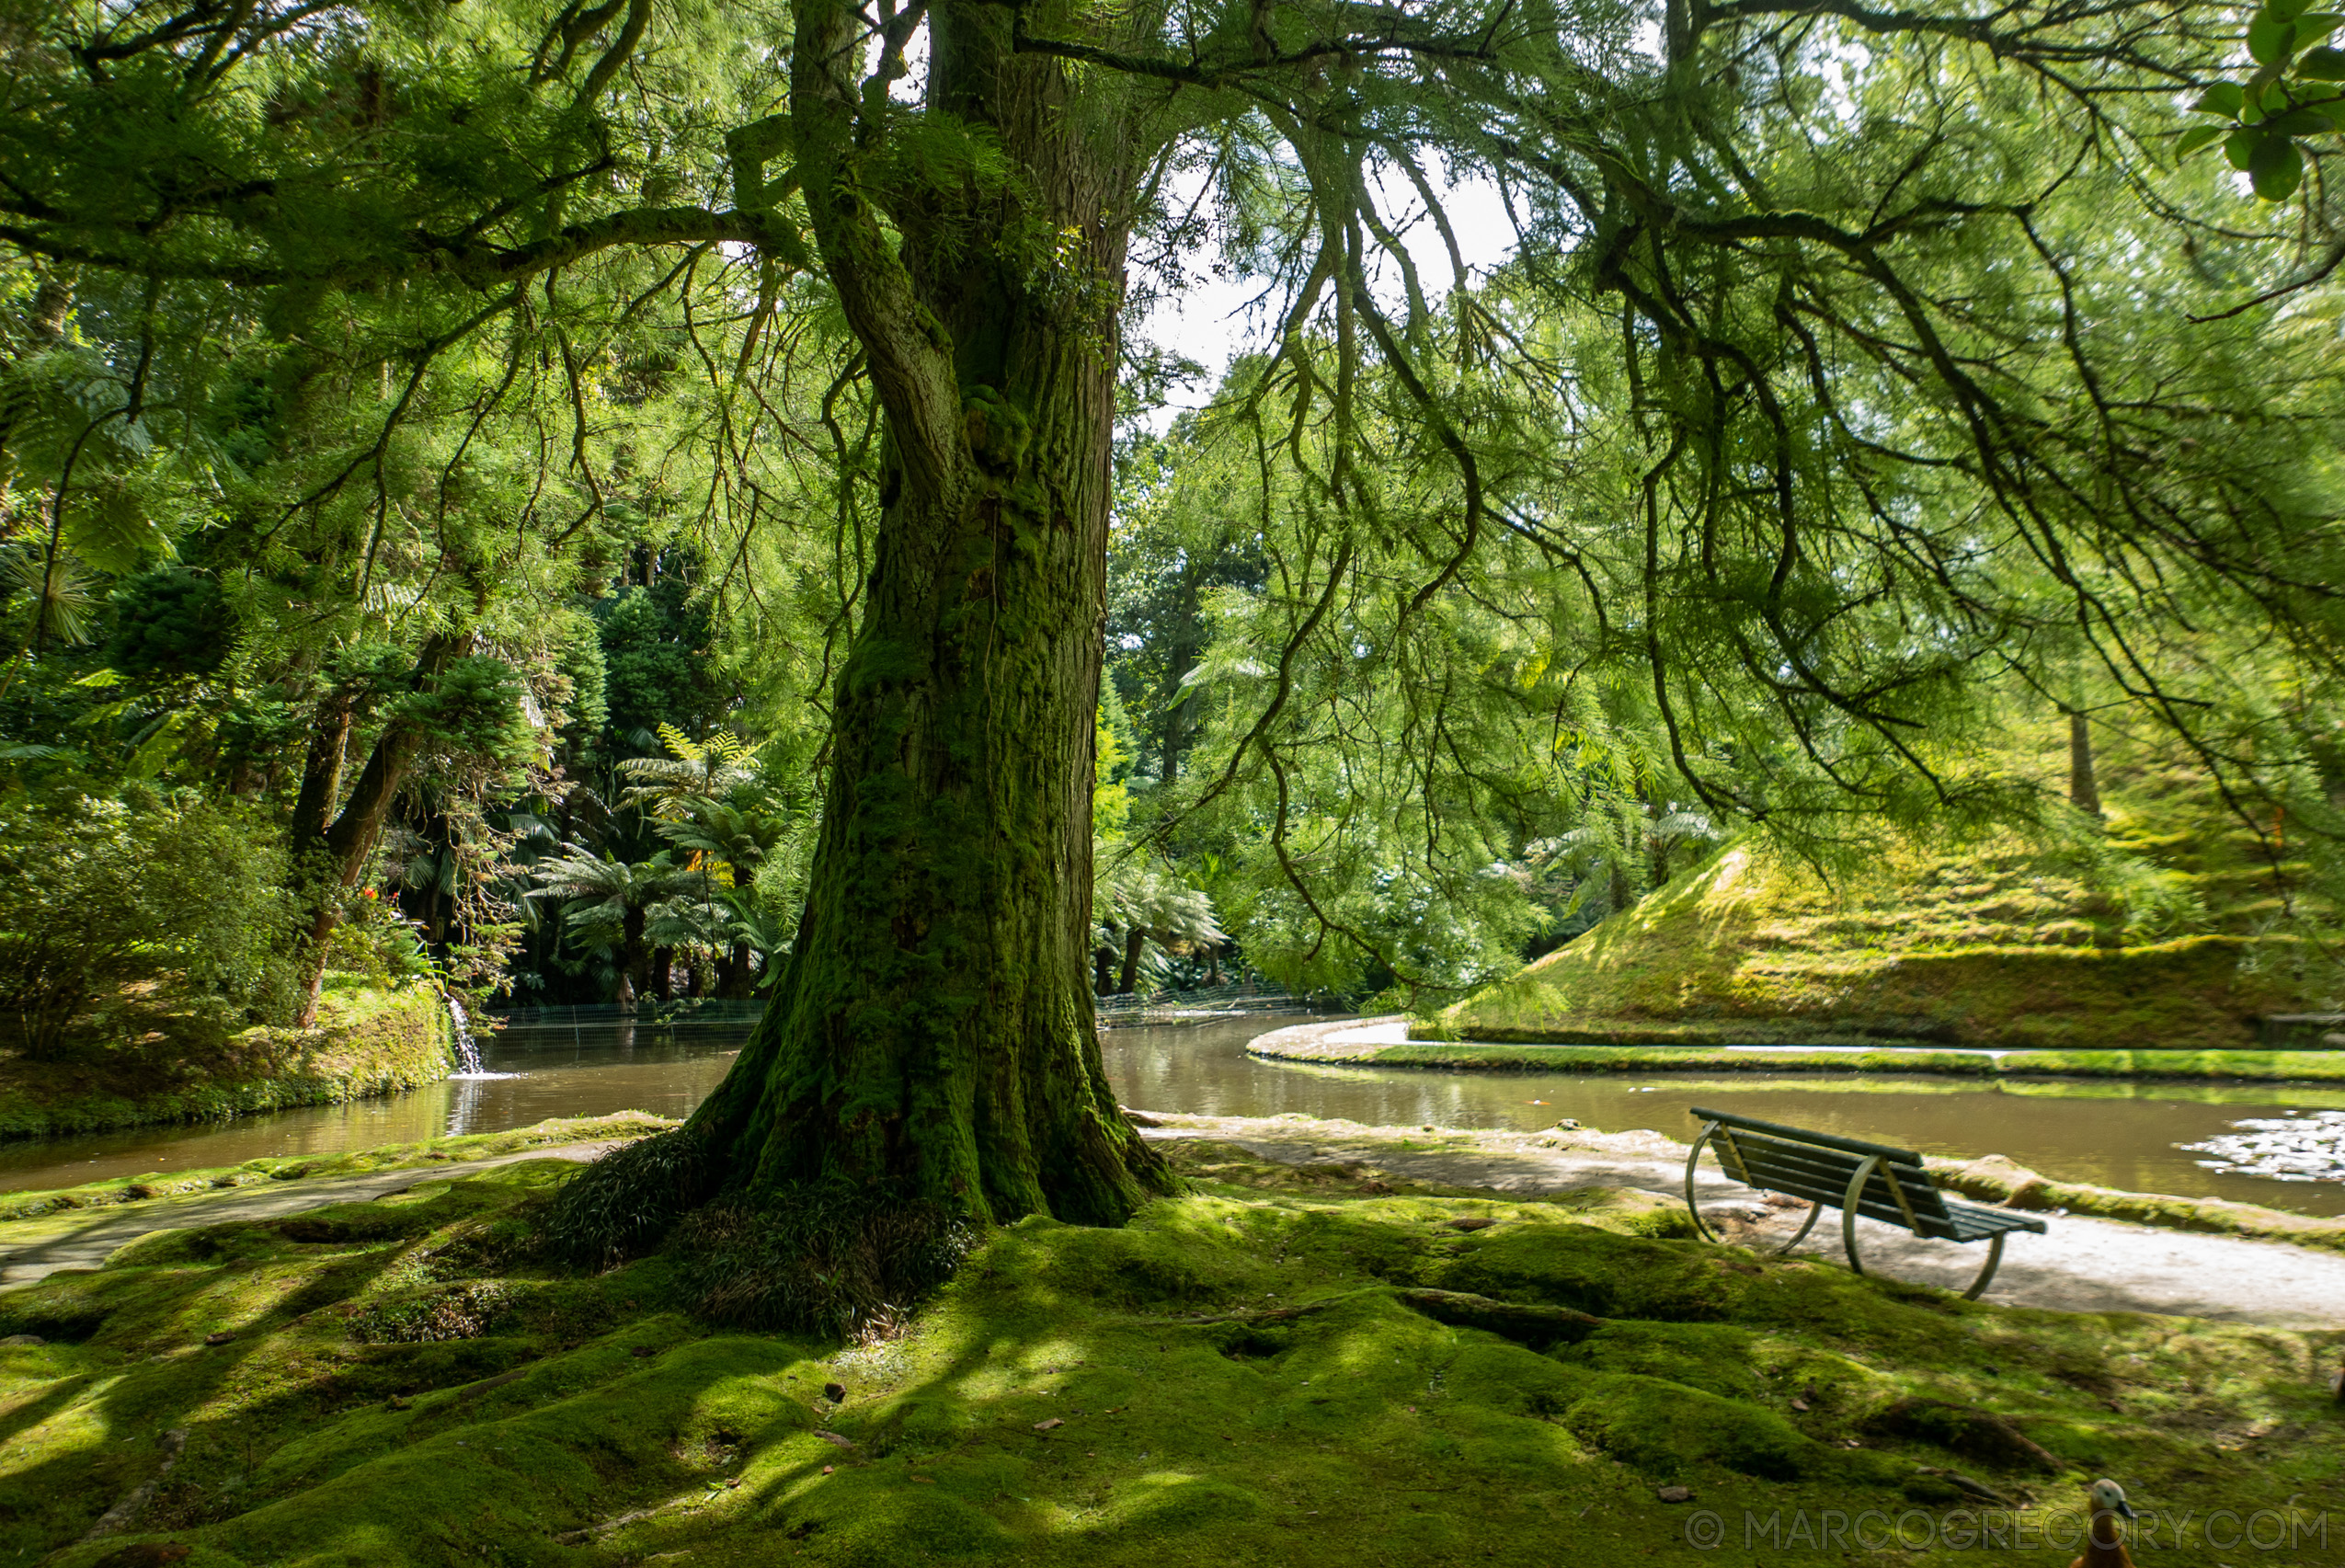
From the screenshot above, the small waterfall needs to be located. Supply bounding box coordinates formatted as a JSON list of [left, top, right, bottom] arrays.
[[447, 995, 485, 1075]]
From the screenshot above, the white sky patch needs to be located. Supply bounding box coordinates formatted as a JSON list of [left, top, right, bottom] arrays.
[[1134, 157, 1520, 431], [864, 20, 1529, 430]]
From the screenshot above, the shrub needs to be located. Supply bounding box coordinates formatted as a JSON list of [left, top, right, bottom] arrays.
[[672, 1181, 973, 1339], [0, 792, 296, 1055], [540, 1127, 716, 1268]]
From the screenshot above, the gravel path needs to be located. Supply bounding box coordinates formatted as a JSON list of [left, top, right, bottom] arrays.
[[1138, 1111, 2345, 1328], [0, 1141, 624, 1288]]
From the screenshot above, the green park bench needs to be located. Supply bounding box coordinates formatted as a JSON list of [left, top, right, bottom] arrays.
[[1683, 1106, 2047, 1299]]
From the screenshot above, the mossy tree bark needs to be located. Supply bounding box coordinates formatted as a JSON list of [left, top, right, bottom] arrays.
[[682, 0, 1172, 1225], [287, 635, 463, 1027], [2067, 710, 2102, 818]]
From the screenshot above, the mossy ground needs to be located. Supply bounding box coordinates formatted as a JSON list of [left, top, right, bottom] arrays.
[[1, 1141, 2337, 1567], [1436, 848, 2323, 1055], [0, 980, 452, 1142], [1437, 738, 2345, 1053]]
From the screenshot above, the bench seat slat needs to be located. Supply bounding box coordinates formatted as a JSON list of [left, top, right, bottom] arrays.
[[1722, 1134, 1942, 1200], [1714, 1161, 1965, 1238], [1719, 1137, 1950, 1217], [1691, 1104, 1921, 1163], [1943, 1199, 2048, 1238]]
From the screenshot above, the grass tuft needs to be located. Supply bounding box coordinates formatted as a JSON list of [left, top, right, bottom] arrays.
[[538, 1127, 715, 1268], [675, 1180, 974, 1338]]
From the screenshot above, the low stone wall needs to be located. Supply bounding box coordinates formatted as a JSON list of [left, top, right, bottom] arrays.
[[1247, 1016, 2345, 1082]]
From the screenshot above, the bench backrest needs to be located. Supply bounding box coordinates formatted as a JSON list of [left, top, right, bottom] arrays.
[[1688, 1105, 1962, 1242]]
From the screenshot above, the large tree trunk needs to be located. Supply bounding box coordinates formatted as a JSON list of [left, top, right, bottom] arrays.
[[678, 0, 1170, 1227]]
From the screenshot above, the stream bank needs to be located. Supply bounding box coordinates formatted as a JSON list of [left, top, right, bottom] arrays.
[[1263, 1015, 2345, 1082], [0, 982, 453, 1142]]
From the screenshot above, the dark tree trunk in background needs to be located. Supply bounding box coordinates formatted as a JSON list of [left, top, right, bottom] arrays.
[[2067, 710, 2101, 817], [287, 637, 462, 1025], [1117, 928, 1146, 995], [718, 942, 755, 1000], [620, 904, 647, 1007], [681, 0, 1171, 1226]]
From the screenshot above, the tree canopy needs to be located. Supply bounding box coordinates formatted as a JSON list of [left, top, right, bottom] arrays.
[[5, 0, 2344, 1251]]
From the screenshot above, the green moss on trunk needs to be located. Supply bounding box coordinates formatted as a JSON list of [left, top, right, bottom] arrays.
[[669, 8, 1171, 1229]]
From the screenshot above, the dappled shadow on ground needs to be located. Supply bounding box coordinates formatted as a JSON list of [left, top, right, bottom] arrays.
[[0, 1145, 2336, 1568]]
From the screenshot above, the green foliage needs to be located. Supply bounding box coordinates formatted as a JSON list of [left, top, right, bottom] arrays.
[[597, 583, 727, 750], [2180, 1, 2345, 199], [324, 891, 439, 989], [101, 566, 234, 682], [399, 655, 534, 772], [0, 791, 295, 1055]]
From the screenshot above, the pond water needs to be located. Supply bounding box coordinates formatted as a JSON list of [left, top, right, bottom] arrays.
[[3, 1012, 2342, 1217]]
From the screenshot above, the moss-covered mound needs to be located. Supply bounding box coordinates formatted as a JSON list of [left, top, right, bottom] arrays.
[[0, 980, 452, 1141], [1, 1142, 2335, 1568], [1435, 779, 2335, 1051]]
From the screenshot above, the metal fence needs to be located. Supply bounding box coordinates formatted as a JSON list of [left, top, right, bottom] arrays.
[[491, 1000, 767, 1032], [1092, 981, 1332, 1028], [2262, 1013, 2345, 1048]]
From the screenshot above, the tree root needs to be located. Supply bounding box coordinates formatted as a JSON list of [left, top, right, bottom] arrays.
[[1868, 1398, 2062, 1473], [1391, 1288, 1604, 1345], [80, 1428, 187, 1541]]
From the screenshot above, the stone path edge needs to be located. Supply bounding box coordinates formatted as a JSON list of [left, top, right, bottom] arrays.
[[1249, 1013, 2345, 1082]]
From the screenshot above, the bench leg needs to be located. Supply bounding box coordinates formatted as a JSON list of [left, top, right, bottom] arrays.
[[1683, 1125, 1722, 1243], [1840, 1155, 1885, 1276], [1688, 1124, 1824, 1255], [1771, 1200, 1824, 1256], [1962, 1232, 2009, 1300]]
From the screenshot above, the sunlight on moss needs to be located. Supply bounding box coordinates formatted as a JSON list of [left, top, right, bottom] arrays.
[[0, 1141, 2333, 1567]]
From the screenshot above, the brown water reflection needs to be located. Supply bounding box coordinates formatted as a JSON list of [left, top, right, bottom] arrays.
[[1, 1013, 2339, 1217]]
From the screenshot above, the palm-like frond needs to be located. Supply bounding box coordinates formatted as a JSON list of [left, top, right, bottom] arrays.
[[616, 725, 764, 818], [1, 544, 97, 647], [653, 801, 788, 873]]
